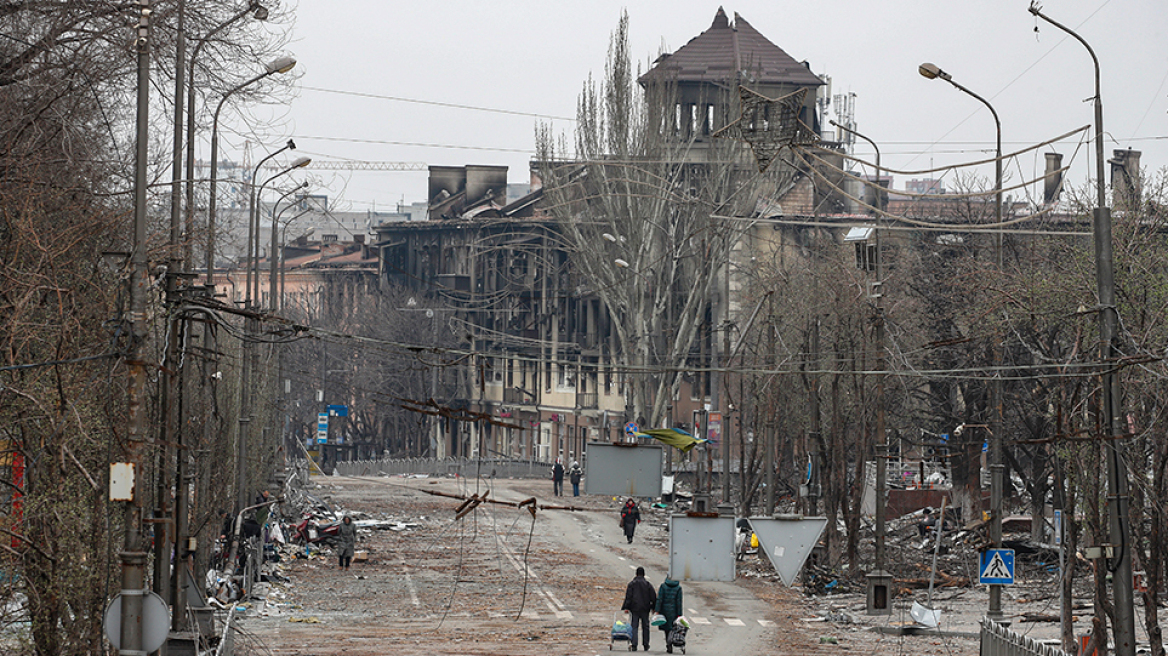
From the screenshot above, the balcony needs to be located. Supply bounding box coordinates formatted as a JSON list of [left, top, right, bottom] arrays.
[[576, 391, 598, 409], [504, 388, 534, 404]]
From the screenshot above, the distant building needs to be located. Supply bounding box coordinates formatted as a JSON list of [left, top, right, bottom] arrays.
[[905, 178, 945, 195], [370, 9, 851, 462]]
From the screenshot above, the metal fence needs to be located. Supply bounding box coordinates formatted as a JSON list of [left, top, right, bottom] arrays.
[[331, 457, 553, 479], [980, 620, 1070, 656]]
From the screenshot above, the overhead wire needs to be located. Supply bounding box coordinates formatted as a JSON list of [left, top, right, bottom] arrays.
[[294, 134, 534, 154], [788, 135, 1090, 230], [903, 0, 1111, 172], [300, 85, 575, 122]]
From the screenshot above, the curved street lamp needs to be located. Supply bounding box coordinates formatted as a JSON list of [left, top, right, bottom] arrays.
[[269, 180, 310, 311], [234, 152, 308, 519], [184, 2, 270, 276], [831, 118, 892, 614], [207, 54, 297, 288], [244, 140, 296, 304], [919, 60, 1005, 622], [917, 63, 1001, 230], [252, 156, 310, 306], [1026, 6, 1132, 655]]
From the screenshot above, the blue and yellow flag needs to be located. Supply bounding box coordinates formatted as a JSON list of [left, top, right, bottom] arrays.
[[633, 427, 707, 453]]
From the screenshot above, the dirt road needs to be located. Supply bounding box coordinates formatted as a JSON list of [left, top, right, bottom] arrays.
[[241, 474, 976, 655]]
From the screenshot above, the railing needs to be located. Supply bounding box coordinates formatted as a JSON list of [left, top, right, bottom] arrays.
[[980, 619, 1070, 656], [331, 456, 552, 479]]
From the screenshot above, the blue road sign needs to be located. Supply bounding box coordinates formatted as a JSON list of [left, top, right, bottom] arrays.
[[327, 404, 349, 417], [317, 412, 329, 444], [979, 548, 1016, 585]]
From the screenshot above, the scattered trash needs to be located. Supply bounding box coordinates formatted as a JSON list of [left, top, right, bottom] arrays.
[[823, 610, 853, 624]]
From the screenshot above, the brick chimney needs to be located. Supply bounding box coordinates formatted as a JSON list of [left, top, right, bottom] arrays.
[[1043, 152, 1063, 205], [1110, 149, 1141, 208]]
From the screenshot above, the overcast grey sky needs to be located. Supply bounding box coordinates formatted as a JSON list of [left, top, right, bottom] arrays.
[[228, 0, 1168, 212]]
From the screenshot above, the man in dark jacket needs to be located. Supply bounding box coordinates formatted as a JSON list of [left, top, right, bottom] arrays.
[[621, 566, 656, 651], [551, 459, 565, 496], [655, 577, 684, 652]]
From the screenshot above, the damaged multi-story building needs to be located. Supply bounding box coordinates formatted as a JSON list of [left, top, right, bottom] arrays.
[[373, 8, 844, 463]]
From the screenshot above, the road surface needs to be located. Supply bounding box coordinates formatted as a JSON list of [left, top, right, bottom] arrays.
[[240, 474, 962, 655]]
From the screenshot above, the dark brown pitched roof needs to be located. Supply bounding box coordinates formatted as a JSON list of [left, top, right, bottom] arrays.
[[641, 7, 823, 87]]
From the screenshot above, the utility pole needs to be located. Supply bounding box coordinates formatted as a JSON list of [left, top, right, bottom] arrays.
[[765, 306, 776, 515], [807, 318, 822, 516], [1026, 7, 1134, 653], [716, 252, 732, 513], [158, 0, 185, 629], [116, 3, 151, 653]]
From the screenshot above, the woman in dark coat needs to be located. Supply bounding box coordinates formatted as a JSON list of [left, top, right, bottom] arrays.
[[655, 577, 684, 652], [619, 499, 641, 543], [337, 516, 357, 570]]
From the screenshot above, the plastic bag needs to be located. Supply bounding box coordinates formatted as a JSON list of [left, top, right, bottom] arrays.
[[651, 613, 666, 626], [612, 619, 633, 639], [750, 532, 759, 548]]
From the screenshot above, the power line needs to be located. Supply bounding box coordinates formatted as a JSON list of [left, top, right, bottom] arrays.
[[295, 134, 534, 154], [258, 159, 428, 172], [300, 85, 574, 122]]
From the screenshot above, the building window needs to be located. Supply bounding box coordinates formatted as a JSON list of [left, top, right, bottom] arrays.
[[556, 364, 576, 391], [487, 358, 504, 385]]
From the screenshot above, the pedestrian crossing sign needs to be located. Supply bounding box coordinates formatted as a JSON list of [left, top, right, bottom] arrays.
[[979, 548, 1015, 585]]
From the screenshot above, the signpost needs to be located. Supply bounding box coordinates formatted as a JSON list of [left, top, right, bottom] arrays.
[[316, 412, 328, 444], [979, 548, 1016, 586]]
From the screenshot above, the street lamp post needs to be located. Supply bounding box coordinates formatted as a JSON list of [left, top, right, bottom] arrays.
[[834, 120, 893, 615], [919, 61, 1005, 623], [206, 55, 295, 290], [234, 155, 308, 516], [186, 7, 273, 603], [270, 181, 310, 310], [252, 156, 310, 307], [184, 2, 269, 273], [242, 140, 296, 304], [1026, 7, 1133, 655]]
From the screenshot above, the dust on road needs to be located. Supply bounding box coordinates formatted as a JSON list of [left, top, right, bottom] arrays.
[[241, 475, 980, 655]]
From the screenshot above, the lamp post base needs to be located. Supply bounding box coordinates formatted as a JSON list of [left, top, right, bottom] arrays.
[[866, 569, 893, 615]]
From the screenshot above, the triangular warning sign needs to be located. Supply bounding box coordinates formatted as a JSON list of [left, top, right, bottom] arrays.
[[749, 517, 828, 587]]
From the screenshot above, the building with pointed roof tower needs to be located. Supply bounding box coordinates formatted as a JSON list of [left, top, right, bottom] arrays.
[[367, 8, 845, 464], [640, 7, 824, 146]]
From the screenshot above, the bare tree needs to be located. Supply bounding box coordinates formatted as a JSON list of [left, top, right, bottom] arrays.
[[0, 2, 294, 652], [536, 12, 791, 431]]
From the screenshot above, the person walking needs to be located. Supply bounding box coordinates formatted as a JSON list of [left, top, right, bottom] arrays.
[[655, 577, 684, 653], [569, 461, 583, 496], [551, 458, 565, 496], [620, 498, 641, 544], [621, 566, 656, 651], [337, 515, 357, 571]]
